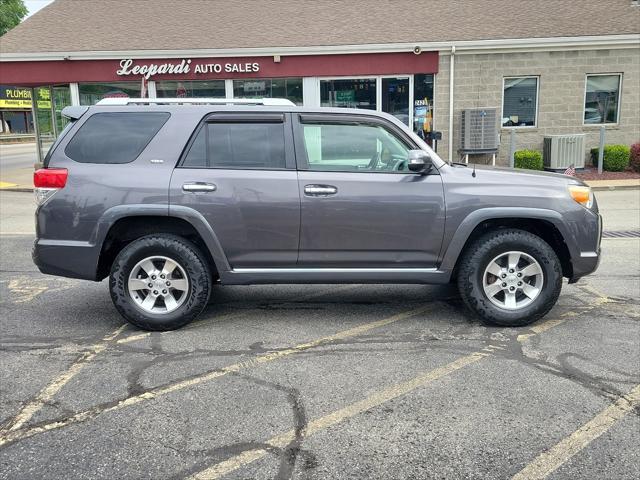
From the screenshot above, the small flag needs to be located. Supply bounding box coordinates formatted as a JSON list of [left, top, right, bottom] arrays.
[[564, 164, 576, 176]]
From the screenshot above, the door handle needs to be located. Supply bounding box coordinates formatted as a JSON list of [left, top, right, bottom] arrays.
[[182, 182, 216, 193], [304, 184, 338, 196]]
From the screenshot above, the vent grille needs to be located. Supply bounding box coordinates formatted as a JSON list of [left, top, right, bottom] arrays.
[[602, 230, 640, 238], [543, 134, 585, 170], [460, 108, 498, 151]]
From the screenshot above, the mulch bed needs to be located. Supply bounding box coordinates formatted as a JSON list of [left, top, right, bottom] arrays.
[[576, 166, 640, 181]]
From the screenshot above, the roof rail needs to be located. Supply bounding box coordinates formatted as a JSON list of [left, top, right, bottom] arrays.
[[95, 97, 296, 106]]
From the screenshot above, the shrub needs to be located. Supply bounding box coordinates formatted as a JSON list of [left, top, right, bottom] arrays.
[[603, 145, 630, 172], [589, 144, 631, 171], [630, 143, 640, 173], [514, 149, 544, 170]]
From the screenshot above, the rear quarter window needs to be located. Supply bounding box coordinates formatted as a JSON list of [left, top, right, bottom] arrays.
[[64, 112, 170, 164]]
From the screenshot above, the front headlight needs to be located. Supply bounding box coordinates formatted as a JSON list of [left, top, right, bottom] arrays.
[[568, 185, 593, 209]]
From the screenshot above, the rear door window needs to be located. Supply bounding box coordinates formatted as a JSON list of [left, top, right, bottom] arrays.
[[65, 112, 170, 164], [181, 120, 286, 169]]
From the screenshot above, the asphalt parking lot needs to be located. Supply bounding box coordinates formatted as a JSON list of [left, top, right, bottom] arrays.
[[0, 189, 638, 480]]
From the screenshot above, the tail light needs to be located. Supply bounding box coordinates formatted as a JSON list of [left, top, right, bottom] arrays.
[[34, 168, 68, 205]]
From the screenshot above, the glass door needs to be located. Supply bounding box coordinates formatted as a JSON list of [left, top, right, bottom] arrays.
[[381, 77, 410, 126]]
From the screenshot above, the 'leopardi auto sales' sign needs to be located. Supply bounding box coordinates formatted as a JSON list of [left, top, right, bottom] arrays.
[[116, 59, 261, 79]]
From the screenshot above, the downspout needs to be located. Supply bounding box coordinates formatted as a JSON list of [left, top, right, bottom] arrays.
[[448, 45, 455, 164]]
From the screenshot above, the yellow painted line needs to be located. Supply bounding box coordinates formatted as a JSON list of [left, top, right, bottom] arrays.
[[512, 384, 640, 480], [190, 351, 489, 479], [0, 181, 19, 188], [0, 325, 126, 433], [0, 305, 431, 447], [187, 318, 575, 479], [115, 332, 151, 344]]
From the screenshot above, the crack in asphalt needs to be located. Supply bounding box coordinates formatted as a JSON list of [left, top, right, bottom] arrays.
[[0, 289, 637, 480]]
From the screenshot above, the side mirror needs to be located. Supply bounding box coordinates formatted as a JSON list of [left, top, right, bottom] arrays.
[[407, 150, 432, 173]]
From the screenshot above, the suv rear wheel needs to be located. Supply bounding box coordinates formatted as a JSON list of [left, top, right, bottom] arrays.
[[457, 229, 562, 327], [109, 234, 211, 331]]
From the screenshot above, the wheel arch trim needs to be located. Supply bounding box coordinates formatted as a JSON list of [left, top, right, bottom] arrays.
[[439, 207, 577, 272], [93, 204, 231, 274]]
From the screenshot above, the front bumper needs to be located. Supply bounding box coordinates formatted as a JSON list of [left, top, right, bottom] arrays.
[[568, 213, 602, 283]]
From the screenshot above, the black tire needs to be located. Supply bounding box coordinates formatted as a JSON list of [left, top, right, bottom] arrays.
[[109, 234, 212, 331], [457, 229, 562, 327]]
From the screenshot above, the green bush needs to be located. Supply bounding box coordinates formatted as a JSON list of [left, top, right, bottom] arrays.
[[514, 150, 544, 170], [589, 144, 631, 171]]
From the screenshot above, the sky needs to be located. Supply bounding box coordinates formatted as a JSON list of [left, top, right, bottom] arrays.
[[24, 0, 55, 18]]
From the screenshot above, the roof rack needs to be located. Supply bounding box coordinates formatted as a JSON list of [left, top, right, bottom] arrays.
[[95, 97, 296, 106]]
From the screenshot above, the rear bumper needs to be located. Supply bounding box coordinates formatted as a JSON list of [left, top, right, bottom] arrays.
[[32, 238, 100, 281]]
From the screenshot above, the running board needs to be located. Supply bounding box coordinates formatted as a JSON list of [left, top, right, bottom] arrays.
[[220, 267, 451, 285]]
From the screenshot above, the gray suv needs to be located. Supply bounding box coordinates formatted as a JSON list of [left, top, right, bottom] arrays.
[[32, 98, 602, 331]]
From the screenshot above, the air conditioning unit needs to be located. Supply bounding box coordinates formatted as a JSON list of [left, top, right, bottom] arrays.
[[543, 134, 585, 170], [460, 108, 498, 151]]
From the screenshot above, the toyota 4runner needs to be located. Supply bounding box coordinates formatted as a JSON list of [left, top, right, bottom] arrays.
[[32, 98, 602, 331]]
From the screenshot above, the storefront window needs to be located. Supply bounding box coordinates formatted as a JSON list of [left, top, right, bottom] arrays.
[[156, 80, 225, 98], [320, 78, 376, 110], [584, 74, 621, 124], [382, 77, 410, 126], [502, 77, 538, 127], [52, 85, 72, 133], [413, 74, 434, 138], [233, 78, 303, 105], [0, 85, 33, 135], [33, 87, 55, 160], [79, 82, 142, 105]]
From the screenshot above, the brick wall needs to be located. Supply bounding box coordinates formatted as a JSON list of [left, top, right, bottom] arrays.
[[434, 48, 640, 166]]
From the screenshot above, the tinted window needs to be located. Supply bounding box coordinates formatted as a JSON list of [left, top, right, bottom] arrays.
[[301, 123, 411, 172], [182, 127, 207, 167], [207, 122, 285, 169], [65, 112, 170, 164]]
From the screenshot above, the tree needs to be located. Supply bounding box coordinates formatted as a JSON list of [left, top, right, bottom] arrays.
[[0, 0, 29, 37]]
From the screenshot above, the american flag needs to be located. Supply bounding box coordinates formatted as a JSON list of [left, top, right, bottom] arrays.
[[564, 164, 576, 176]]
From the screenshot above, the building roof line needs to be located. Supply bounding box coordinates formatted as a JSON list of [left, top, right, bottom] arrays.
[[1, 34, 638, 62]]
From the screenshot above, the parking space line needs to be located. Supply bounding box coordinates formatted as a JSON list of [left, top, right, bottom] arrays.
[[1, 325, 126, 433], [190, 351, 489, 480], [0, 305, 431, 447], [512, 384, 640, 480], [188, 301, 608, 479]]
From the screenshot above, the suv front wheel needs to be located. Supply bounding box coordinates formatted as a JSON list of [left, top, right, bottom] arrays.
[[457, 229, 562, 327], [109, 234, 212, 331]]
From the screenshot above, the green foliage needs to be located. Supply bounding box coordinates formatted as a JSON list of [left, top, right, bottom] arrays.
[[629, 143, 640, 173], [602, 145, 630, 172], [0, 0, 28, 36], [514, 150, 544, 170], [590, 145, 630, 171]]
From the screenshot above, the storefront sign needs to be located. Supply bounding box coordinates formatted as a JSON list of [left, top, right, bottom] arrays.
[[0, 86, 32, 108], [116, 58, 260, 80], [0, 86, 50, 109]]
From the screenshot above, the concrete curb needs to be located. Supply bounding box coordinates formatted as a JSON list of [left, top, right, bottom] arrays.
[[0, 187, 34, 193], [590, 185, 640, 191]]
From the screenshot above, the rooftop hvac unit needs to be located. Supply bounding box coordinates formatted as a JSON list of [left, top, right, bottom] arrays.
[[543, 134, 585, 170], [460, 108, 498, 152]]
